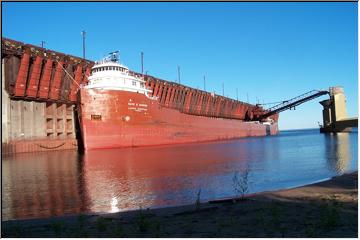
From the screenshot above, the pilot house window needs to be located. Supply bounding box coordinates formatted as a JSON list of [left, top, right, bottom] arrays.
[[132, 81, 137, 86]]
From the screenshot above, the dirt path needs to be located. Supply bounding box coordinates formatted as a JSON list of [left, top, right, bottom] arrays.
[[2, 172, 357, 237]]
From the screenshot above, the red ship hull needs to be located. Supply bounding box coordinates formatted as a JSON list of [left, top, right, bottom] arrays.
[[78, 88, 278, 150]]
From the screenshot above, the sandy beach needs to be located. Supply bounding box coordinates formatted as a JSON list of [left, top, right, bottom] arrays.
[[2, 171, 357, 237]]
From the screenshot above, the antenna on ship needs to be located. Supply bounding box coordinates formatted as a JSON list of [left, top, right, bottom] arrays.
[[40, 41, 45, 48], [203, 75, 206, 91], [81, 30, 86, 59], [222, 82, 224, 96], [236, 88, 238, 101], [141, 51, 144, 75]]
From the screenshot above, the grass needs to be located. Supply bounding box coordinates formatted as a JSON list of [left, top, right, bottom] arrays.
[[77, 214, 86, 228], [319, 202, 340, 230], [269, 203, 281, 227], [195, 189, 201, 211], [95, 217, 108, 232], [112, 224, 124, 237], [135, 211, 151, 233], [4, 224, 23, 237], [73, 214, 88, 237], [50, 220, 64, 236], [305, 223, 316, 237], [232, 167, 250, 200]]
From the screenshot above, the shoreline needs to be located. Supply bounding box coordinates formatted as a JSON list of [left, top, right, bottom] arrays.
[[2, 171, 358, 237]]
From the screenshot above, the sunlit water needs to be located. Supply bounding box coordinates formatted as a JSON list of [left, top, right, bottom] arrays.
[[2, 128, 358, 221]]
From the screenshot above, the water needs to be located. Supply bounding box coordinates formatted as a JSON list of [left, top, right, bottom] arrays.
[[2, 129, 358, 221]]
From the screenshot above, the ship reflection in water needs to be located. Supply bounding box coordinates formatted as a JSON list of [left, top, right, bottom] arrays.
[[2, 129, 358, 220]]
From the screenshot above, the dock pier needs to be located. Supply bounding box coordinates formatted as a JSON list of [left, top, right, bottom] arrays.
[[319, 86, 358, 133], [1, 38, 90, 154]]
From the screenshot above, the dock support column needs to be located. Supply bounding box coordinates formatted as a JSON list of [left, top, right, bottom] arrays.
[[69, 64, 83, 102], [330, 87, 348, 123], [208, 97, 214, 116], [49, 60, 64, 100], [215, 97, 222, 117], [38, 59, 53, 99], [14, 50, 30, 97], [157, 83, 164, 99], [173, 87, 179, 109], [178, 88, 185, 109], [234, 103, 241, 119], [160, 85, 168, 104], [184, 90, 192, 113], [205, 94, 212, 116], [2, 58, 10, 143], [189, 91, 196, 114], [176, 88, 183, 109], [201, 94, 208, 115], [26, 56, 43, 98], [196, 93, 204, 115], [171, 86, 177, 107], [23, 101, 35, 138], [148, 80, 155, 97], [319, 87, 357, 132], [180, 88, 187, 111], [175, 87, 182, 109], [153, 81, 160, 98], [10, 100, 23, 139], [164, 86, 172, 107]]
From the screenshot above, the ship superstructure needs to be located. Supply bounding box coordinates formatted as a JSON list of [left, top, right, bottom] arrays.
[[86, 52, 151, 95]]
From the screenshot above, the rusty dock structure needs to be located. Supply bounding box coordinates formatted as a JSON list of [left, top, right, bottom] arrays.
[[2, 38, 94, 154]]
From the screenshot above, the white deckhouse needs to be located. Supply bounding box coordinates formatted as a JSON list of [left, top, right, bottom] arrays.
[[86, 52, 152, 95]]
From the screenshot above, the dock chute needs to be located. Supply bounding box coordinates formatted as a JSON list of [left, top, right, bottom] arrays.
[[254, 90, 329, 121]]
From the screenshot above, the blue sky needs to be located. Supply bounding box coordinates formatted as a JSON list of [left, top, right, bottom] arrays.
[[2, 2, 358, 130]]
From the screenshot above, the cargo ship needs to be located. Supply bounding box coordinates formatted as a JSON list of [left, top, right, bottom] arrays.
[[78, 52, 279, 150]]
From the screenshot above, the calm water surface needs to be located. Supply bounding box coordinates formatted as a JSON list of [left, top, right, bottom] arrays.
[[2, 129, 358, 220]]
